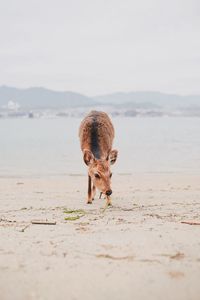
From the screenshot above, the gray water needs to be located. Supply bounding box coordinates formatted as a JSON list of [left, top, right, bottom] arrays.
[[0, 117, 200, 178]]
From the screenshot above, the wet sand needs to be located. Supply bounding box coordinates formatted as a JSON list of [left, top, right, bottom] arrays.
[[0, 174, 200, 300]]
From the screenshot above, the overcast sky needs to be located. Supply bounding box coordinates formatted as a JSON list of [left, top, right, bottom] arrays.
[[0, 0, 199, 96]]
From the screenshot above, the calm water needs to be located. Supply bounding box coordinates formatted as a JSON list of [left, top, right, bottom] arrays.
[[0, 117, 200, 177]]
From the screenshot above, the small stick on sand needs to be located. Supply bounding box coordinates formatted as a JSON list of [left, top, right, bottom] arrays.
[[181, 221, 200, 225], [19, 224, 30, 232], [102, 201, 109, 213], [102, 196, 112, 212], [31, 220, 56, 225]]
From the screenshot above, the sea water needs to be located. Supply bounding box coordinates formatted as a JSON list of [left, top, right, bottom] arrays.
[[0, 117, 200, 178]]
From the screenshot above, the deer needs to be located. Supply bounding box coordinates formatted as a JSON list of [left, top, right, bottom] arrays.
[[79, 111, 118, 206]]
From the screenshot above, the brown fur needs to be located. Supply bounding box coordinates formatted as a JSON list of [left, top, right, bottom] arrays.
[[79, 111, 118, 204]]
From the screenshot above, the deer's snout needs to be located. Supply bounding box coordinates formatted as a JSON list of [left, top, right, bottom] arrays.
[[106, 189, 112, 196]]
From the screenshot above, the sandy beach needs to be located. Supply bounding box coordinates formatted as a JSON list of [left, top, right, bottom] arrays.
[[0, 173, 200, 300]]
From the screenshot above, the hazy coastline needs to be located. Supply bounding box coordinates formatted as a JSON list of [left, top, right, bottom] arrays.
[[1, 86, 200, 119]]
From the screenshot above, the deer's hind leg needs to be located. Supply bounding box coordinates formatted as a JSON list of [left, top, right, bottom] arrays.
[[87, 175, 93, 204]]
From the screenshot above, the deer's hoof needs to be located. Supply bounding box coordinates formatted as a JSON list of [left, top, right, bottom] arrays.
[[87, 200, 92, 204]]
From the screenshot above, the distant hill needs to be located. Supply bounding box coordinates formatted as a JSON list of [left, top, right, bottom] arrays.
[[0, 86, 200, 110], [94, 91, 200, 109], [0, 86, 96, 109]]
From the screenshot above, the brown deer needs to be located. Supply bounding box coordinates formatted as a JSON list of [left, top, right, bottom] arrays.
[[79, 111, 118, 205]]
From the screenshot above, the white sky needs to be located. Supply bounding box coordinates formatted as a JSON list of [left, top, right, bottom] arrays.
[[0, 0, 200, 96]]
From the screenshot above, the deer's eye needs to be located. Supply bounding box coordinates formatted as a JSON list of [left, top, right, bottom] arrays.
[[110, 173, 112, 178], [94, 173, 100, 179]]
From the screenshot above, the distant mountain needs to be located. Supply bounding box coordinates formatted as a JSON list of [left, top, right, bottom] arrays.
[[0, 86, 200, 111], [0, 86, 96, 109], [94, 91, 200, 109]]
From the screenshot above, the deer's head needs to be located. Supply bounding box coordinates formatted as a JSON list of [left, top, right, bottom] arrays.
[[83, 149, 118, 195]]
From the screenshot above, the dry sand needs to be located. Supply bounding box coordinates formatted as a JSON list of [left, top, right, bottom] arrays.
[[0, 174, 200, 300]]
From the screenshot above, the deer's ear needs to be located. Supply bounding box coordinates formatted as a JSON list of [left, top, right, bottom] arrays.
[[109, 149, 118, 165], [83, 150, 95, 166]]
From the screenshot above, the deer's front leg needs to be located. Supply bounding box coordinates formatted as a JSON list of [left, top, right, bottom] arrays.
[[92, 185, 96, 201], [87, 175, 92, 204]]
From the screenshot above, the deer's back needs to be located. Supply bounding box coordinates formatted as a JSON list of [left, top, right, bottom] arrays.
[[79, 111, 114, 159]]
